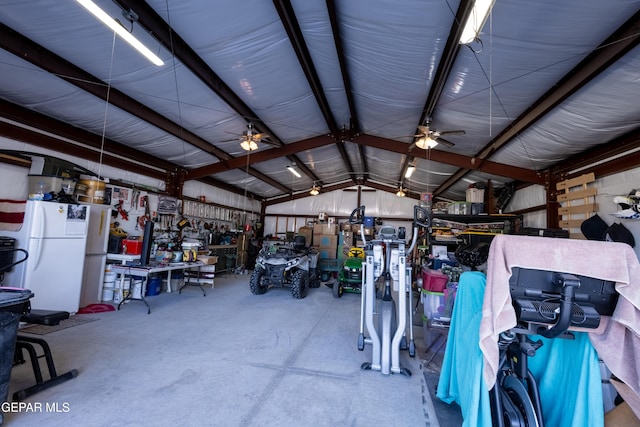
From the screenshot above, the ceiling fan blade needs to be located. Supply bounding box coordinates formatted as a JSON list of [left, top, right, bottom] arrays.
[[262, 139, 280, 147], [220, 137, 241, 142], [417, 125, 429, 134], [390, 134, 423, 139], [407, 142, 417, 151], [439, 130, 465, 136], [436, 137, 455, 148]]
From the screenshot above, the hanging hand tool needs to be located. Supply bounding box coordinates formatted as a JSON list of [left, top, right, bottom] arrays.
[[142, 195, 150, 222], [114, 200, 129, 221], [131, 190, 140, 210]]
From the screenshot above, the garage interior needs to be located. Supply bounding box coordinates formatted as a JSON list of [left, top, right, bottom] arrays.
[[2, 0, 640, 425]]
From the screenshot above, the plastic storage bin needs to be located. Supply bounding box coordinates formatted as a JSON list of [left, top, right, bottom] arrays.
[[0, 288, 33, 423], [422, 269, 449, 292]]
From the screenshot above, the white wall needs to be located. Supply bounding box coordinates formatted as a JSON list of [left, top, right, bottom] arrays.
[[0, 137, 259, 237], [507, 184, 547, 228], [264, 187, 422, 240], [595, 168, 640, 259], [508, 169, 640, 258]]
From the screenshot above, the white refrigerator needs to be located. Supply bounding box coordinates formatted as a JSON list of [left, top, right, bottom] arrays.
[[79, 204, 112, 308], [2, 200, 90, 313]]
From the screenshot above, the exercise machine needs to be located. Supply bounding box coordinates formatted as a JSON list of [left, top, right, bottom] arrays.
[[352, 205, 430, 376], [491, 268, 618, 426]]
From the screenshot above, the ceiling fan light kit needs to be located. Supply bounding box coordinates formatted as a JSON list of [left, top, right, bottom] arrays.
[[240, 139, 258, 151], [415, 137, 438, 150], [396, 187, 406, 197], [310, 184, 320, 196]]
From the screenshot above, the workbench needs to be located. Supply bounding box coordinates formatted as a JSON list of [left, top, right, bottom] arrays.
[[110, 261, 206, 314]]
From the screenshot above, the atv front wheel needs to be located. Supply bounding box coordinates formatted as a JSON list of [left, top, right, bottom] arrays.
[[309, 268, 320, 288], [249, 268, 268, 295], [290, 269, 309, 299]]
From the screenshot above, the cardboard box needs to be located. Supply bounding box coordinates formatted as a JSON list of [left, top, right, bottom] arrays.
[[318, 247, 337, 260], [314, 224, 338, 235], [197, 255, 218, 265], [297, 226, 313, 245], [339, 231, 354, 246], [316, 234, 338, 249]]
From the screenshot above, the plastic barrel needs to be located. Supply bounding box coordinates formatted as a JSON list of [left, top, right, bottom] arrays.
[[102, 271, 116, 302], [0, 289, 33, 423], [146, 276, 162, 296]]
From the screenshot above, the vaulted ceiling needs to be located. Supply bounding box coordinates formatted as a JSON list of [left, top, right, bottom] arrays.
[[1, 0, 640, 206]]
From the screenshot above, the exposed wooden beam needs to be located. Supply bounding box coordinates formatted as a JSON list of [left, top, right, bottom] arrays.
[[273, 0, 354, 182], [0, 100, 264, 200], [434, 10, 640, 195], [354, 134, 544, 184], [0, 121, 167, 181], [115, 0, 319, 189], [420, 0, 474, 121], [0, 99, 177, 172], [0, 23, 230, 163], [187, 135, 335, 179], [476, 10, 640, 162], [264, 181, 355, 206]]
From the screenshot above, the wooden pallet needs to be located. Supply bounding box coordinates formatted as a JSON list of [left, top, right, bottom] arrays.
[[557, 173, 598, 239]]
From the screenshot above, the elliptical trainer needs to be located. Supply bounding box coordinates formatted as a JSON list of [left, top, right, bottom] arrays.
[[352, 205, 430, 376]]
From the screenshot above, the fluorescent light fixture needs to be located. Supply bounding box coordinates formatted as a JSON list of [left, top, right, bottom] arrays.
[[287, 165, 301, 178], [404, 165, 416, 179], [396, 187, 406, 197], [310, 185, 320, 196], [459, 0, 496, 44], [240, 139, 258, 151], [76, 0, 164, 66], [415, 136, 438, 149]]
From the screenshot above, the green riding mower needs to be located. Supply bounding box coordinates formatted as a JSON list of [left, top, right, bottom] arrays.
[[333, 247, 365, 298]]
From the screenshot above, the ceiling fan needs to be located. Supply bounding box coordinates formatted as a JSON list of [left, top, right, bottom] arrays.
[[223, 123, 277, 151], [406, 120, 465, 151]]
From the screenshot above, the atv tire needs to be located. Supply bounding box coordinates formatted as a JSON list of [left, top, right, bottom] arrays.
[[250, 268, 268, 295], [290, 269, 309, 299], [309, 268, 320, 288]]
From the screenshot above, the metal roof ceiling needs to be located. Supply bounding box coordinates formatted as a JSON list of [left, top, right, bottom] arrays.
[[1, 0, 640, 205]]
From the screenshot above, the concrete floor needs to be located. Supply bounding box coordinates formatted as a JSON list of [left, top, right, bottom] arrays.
[[4, 273, 451, 426]]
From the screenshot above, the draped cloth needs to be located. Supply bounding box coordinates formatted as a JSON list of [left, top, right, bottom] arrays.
[[0, 199, 26, 231], [479, 234, 640, 417], [438, 270, 605, 425]]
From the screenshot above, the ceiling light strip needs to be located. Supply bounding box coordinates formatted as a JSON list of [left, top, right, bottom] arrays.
[[287, 165, 302, 178], [76, 0, 164, 66], [459, 0, 496, 44]]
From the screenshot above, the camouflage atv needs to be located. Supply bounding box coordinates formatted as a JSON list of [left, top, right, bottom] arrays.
[[250, 235, 320, 298]]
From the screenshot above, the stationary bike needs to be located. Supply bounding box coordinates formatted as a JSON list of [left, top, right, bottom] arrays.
[[353, 205, 430, 376]]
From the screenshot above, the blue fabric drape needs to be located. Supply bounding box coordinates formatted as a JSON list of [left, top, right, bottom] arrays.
[[436, 271, 604, 426]]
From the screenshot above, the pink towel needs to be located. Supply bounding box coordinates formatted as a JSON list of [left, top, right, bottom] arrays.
[[479, 234, 640, 401], [0, 199, 26, 231]]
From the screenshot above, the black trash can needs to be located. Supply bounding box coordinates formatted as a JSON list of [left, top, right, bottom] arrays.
[[0, 288, 33, 424]]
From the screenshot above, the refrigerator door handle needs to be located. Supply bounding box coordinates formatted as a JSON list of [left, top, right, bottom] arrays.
[[31, 237, 43, 271], [36, 203, 46, 239]]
